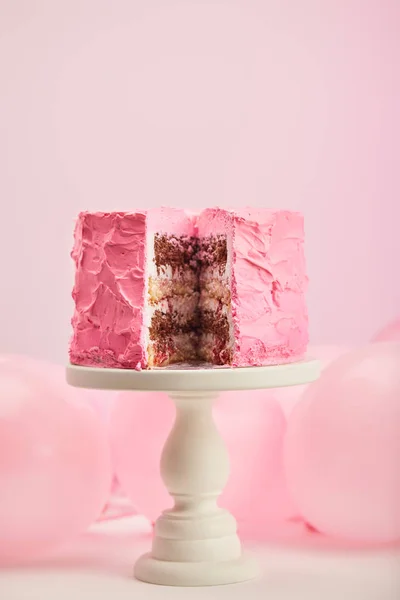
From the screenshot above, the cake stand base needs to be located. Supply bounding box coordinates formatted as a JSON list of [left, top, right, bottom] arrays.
[[134, 553, 258, 587], [67, 359, 320, 587]]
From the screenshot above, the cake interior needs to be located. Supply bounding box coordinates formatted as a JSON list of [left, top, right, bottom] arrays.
[[147, 232, 233, 367], [198, 235, 233, 365]]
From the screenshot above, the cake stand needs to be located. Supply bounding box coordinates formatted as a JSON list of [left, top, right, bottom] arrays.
[[66, 359, 320, 587]]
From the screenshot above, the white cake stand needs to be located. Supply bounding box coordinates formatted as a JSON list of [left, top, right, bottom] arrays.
[[66, 359, 320, 587]]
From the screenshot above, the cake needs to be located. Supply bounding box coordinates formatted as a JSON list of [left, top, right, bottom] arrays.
[[70, 207, 308, 369]]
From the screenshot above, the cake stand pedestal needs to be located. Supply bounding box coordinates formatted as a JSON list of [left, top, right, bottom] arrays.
[[67, 359, 320, 587]]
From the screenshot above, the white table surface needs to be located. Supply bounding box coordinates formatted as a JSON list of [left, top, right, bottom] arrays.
[[1, 516, 399, 600]]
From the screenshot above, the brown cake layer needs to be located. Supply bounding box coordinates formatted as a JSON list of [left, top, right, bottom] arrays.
[[149, 310, 200, 339], [154, 234, 200, 271], [200, 309, 230, 339], [199, 235, 227, 268]]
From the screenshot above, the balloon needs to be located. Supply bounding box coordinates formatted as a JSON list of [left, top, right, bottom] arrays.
[[0, 354, 115, 423], [217, 391, 296, 533], [284, 343, 400, 543], [277, 344, 351, 416], [0, 354, 135, 522], [372, 317, 400, 342], [110, 392, 175, 524], [110, 390, 295, 533], [306, 343, 352, 369], [0, 356, 112, 563]]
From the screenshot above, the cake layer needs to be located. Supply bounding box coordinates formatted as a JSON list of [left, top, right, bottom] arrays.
[[153, 233, 199, 271], [149, 293, 200, 319], [147, 332, 198, 367], [149, 310, 200, 337], [198, 332, 233, 365], [148, 277, 198, 303], [198, 234, 228, 268]]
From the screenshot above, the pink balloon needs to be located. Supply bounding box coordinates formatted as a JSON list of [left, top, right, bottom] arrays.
[[217, 391, 296, 532], [110, 390, 295, 532], [0, 355, 135, 523], [0, 354, 115, 422], [284, 342, 400, 543], [0, 357, 112, 563], [372, 317, 400, 342], [307, 344, 353, 368], [110, 392, 174, 523], [276, 344, 351, 416]]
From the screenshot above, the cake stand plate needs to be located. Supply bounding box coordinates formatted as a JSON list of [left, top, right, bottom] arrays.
[[67, 359, 320, 587], [66, 359, 319, 392]]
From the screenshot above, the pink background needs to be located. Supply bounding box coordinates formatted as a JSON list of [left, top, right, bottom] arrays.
[[0, 0, 399, 364]]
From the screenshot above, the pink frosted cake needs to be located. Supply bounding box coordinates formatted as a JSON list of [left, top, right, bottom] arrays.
[[70, 207, 308, 369]]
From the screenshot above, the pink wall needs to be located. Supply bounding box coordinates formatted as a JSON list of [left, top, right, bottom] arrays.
[[0, 1, 399, 363]]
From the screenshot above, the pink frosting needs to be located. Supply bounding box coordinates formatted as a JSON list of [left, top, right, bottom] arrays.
[[196, 208, 308, 366], [148, 206, 196, 236], [70, 212, 147, 368]]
